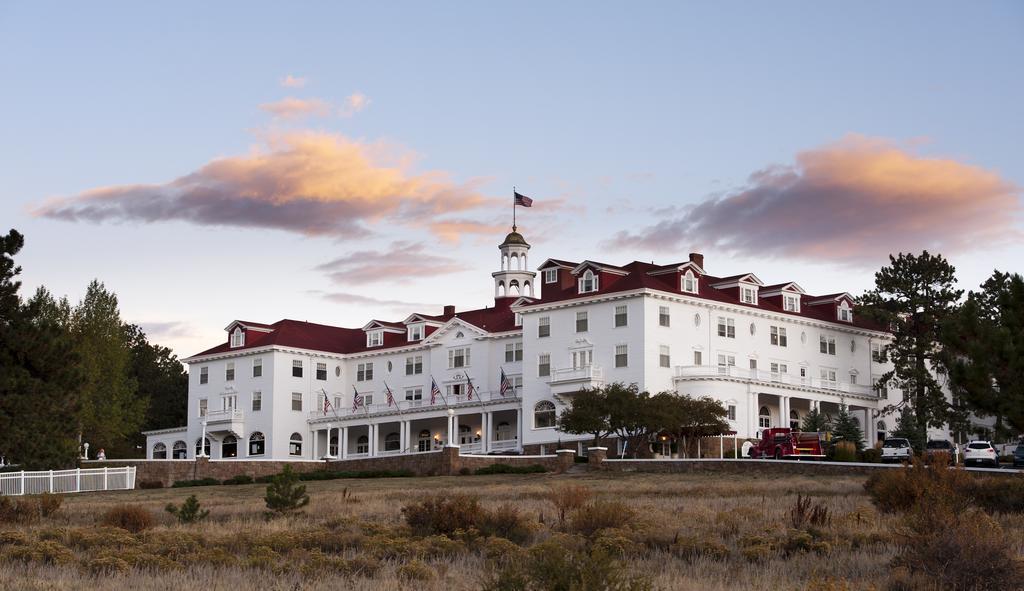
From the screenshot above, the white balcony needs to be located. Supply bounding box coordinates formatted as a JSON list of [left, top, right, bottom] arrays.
[[307, 389, 519, 423], [203, 409, 244, 433], [547, 365, 605, 395], [673, 365, 877, 399]]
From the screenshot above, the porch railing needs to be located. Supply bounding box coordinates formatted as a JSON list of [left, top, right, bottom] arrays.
[[0, 466, 136, 496], [674, 365, 877, 397]]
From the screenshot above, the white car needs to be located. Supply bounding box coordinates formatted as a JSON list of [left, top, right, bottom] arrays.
[[963, 440, 999, 468], [881, 438, 913, 463]]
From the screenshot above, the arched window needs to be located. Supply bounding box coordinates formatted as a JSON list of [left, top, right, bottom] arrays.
[[356, 435, 369, 454], [497, 281, 506, 297], [578, 270, 598, 293], [758, 406, 771, 429], [682, 270, 698, 294], [222, 434, 238, 458], [417, 429, 432, 452], [249, 432, 265, 456], [152, 442, 167, 459], [459, 424, 473, 445], [789, 410, 800, 430], [384, 432, 400, 451], [534, 401, 556, 429], [289, 432, 303, 456], [502, 254, 508, 270], [510, 253, 519, 271], [496, 421, 513, 441], [195, 437, 211, 457], [230, 327, 244, 347], [509, 279, 520, 296], [876, 420, 887, 442], [524, 281, 533, 297], [172, 440, 187, 459], [328, 433, 339, 457]]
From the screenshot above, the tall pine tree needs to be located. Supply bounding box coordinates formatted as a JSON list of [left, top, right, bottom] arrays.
[[860, 252, 962, 446]]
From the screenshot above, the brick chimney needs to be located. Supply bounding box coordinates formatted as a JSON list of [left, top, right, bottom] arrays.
[[443, 305, 456, 316], [689, 252, 704, 269]]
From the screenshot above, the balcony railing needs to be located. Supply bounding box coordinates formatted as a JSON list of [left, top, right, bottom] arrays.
[[205, 409, 244, 422], [674, 365, 876, 397], [548, 365, 604, 385], [308, 389, 518, 421]]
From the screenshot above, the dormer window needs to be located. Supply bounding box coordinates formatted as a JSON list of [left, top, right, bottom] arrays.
[[784, 294, 801, 313], [230, 328, 244, 348], [578, 270, 599, 294], [408, 323, 424, 341], [515, 312, 523, 327], [838, 301, 853, 322], [543, 268, 558, 284], [367, 330, 383, 347], [682, 271, 698, 294], [740, 286, 758, 305]]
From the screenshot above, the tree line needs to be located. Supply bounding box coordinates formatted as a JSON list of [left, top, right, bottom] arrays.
[[0, 229, 188, 469]]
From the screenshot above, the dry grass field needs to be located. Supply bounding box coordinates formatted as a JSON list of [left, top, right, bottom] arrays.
[[1, 469, 1022, 590]]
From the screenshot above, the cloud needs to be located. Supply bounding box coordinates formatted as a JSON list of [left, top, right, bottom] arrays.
[[309, 290, 435, 312], [315, 241, 463, 285], [429, 219, 508, 243], [138, 321, 194, 341], [280, 75, 306, 88], [33, 131, 492, 239], [259, 97, 331, 119], [340, 92, 371, 117], [610, 135, 1021, 264]]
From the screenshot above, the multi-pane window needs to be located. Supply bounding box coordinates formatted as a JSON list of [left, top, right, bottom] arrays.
[[819, 335, 837, 355], [578, 270, 598, 293], [727, 405, 737, 421], [405, 355, 423, 375], [615, 344, 628, 368], [770, 326, 788, 346], [576, 311, 588, 332], [198, 398, 207, 417], [446, 383, 465, 397], [405, 388, 423, 401], [850, 373, 858, 385], [252, 391, 262, 412], [659, 345, 670, 368], [717, 354, 736, 371], [749, 359, 758, 370], [291, 392, 302, 411], [316, 362, 327, 381], [199, 366, 208, 384], [448, 347, 470, 368], [253, 357, 262, 378], [538, 316, 550, 338], [534, 401, 557, 428], [515, 313, 523, 327], [694, 351, 702, 366], [357, 362, 373, 381], [505, 342, 524, 362], [659, 306, 670, 327], [820, 368, 838, 387], [225, 362, 235, 382], [784, 295, 800, 312], [538, 354, 551, 377], [770, 362, 788, 375], [717, 317, 736, 338], [408, 324, 424, 341], [222, 394, 237, 411], [838, 304, 853, 322], [230, 328, 244, 347], [571, 349, 593, 369], [366, 330, 383, 347], [682, 272, 697, 294], [292, 360, 303, 378], [543, 268, 558, 283], [871, 342, 887, 363], [741, 287, 757, 304], [614, 305, 628, 327]]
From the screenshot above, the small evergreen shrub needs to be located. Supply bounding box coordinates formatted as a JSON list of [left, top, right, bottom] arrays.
[[102, 505, 156, 533], [171, 477, 220, 488], [221, 474, 254, 485], [264, 465, 310, 514], [165, 495, 210, 524]]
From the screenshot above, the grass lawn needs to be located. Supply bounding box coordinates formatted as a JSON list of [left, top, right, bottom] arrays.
[[1, 470, 1020, 590]]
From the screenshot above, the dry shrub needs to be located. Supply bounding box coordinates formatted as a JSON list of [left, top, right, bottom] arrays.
[[101, 505, 156, 533], [864, 456, 974, 514], [568, 500, 635, 537], [790, 494, 831, 529], [483, 538, 651, 591], [66, 526, 139, 550], [481, 536, 527, 565], [478, 504, 535, 544], [397, 559, 436, 582], [593, 528, 635, 557], [297, 528, 362, 553], [83, 555, 132, 575], [738, 534, 774, 562], [0, 530, 30, 547], [0, 493, 62, 524], [546, 484, 592, 524], [965, 477, 1024, 514], [670, 535, 730, 561], [245, 545, 281, 571], [402, 493, 484, 537], [832, 441, 858, 462], [1, 540, 75, 566]]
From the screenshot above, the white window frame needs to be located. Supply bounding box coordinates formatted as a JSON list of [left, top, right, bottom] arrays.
[[292, 359, 303, 378], [770, 326, 788, 347], [252, 357, 262, 378], [784, 294, 800, 312], [614, 305, 628, 328], [538, 316, 550, 338], [538, 353, 551, 377], [659, 306, 670, 327], [576, 310, 588, 333], [717, 317, 736, 338], [291, 392, 302, 412], [199, 366, 208, 384], [230, 328, 244, 348], [448, 347, 471, 369], [659, 345, 670, 368], [367, 330, 383, 347], [578, 270, 598, 293], [316, 362, 327, 381], [838, 302, 853, 322], [505, 342, 524, 362], [615, 344, 628, 368], [543, 268, 558, 284], [682, 271, 698, 294], [740, 286, 758, 305], [251, 391, 262, 412], [405, 355, 423, 375], [198, 398, 207, 417], [357, 362, 374, 381], [820, 335, 837, 355], [408, 323, 424, 341], [225, 362, 235, 382]]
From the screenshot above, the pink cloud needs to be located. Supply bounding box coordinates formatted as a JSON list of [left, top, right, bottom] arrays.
[[259, 97, 331, 119], [314, 241, 463, 285], [280, 75, 307, 88]]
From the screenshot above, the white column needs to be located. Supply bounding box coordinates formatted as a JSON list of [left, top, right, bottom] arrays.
[[369, 424, 377, 457], [483, 412, 491, 453], [516, 408, 523, 450], [453, 414, 460, 445], [313, 429, 319, 459], [780, 396, 789, 428], [864, 409, 873, 447], [341, 426, 349, 459], [750, 392, 759, 437]]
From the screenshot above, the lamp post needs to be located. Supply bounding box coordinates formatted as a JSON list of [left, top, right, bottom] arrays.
[[82, 442, 90, 460], [446, 408, 455, 446], [197, 420, 209, 458]]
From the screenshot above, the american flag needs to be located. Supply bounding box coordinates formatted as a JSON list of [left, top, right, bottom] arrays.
[[323, 391, 333, 415], [430, 378, 441, 405], [351, 385, 363, 412], [466, 375, 475, 400], [500, 367, 514, 397], [385, 382, 396, 407], [514, 191, 533, 207]]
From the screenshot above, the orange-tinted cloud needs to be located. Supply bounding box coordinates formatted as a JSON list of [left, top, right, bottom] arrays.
[[611, 135, 1021, 263], [314, 241, 463, 284], [259, 97, 331, 119], [280, 74, 307, 88], [340, 92, 371, 117], [430, 219, 508, 243], [33, 131, 492, 239]]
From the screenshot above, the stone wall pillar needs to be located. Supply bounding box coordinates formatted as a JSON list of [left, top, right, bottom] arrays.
[[587, 446, 607, 468], [555, 449, 575, 473], [442, 445, 461, 476]]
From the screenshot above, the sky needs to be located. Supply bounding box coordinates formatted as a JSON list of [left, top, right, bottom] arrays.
[[1, 2, 1022, 360]]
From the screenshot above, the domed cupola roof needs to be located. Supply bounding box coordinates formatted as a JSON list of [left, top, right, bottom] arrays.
[[500, 229, 530, 247]]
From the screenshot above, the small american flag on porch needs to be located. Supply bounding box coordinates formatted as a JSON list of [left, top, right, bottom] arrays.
[[351, 385, 363, 412], [430, 377, 441, 405]]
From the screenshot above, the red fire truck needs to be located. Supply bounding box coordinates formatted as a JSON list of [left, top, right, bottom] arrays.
[[749, 428, 825, 460]]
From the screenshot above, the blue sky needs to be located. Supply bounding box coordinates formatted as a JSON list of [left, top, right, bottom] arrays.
[[1, 2, 1022, 358]]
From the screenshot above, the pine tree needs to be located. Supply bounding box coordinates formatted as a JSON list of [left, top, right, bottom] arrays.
[[801, 407, 830, 433], [831, 402, 865, 451], [165, 494, 209, 524], [124, 324, 188, 456], [265, 465, 311, 514], [890, 406, 926, 451], [860, 252, 962, 444]]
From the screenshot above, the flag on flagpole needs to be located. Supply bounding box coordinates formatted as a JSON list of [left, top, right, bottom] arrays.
[[514, 191, 533, 207], [323, 391, 333, 415], [430, 378, 441, 405], [500, 367, 513, 397], [385, 382, 396, 407], [351, 385, 363, 412], [466, 375, 475, 401]]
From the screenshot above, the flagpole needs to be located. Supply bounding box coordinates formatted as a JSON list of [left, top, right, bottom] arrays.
[[512, 186, 516, 231]]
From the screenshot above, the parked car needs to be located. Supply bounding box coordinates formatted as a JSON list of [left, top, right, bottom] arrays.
[[963, 440, 999, 468], [749, 428, 825, 460], [1012, 444, 1024, 468], [880, 438, 913, 463], [925, 439, 958, 464]]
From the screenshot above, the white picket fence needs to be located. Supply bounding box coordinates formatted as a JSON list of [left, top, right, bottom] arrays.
[[0, 467, 136, 496]]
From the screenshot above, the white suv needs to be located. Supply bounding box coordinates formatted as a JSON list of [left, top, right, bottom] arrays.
[[963, 440, 999, 468], [881, 438, 913, 463]]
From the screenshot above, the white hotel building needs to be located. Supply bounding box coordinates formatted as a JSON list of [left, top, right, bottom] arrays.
[[145, 229, 929, 461]]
